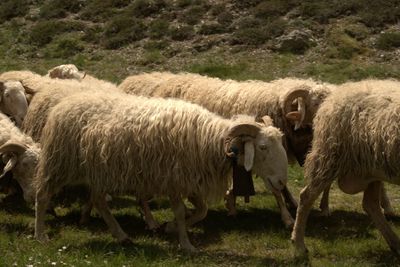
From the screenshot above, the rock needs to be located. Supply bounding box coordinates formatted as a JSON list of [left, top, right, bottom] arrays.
[[274, 29, 315, 54]]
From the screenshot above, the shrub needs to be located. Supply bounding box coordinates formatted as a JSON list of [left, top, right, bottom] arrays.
[[39, 0, 83, 19], [252, 0, 292, 19], [169, 25, 194, 41], [217, 11, 234, 26], [143, 40, 169, 50], [0, 0, 29, 23], [179, 5, 205, 25], [377, 32, 400, 50], [327, 29, 364, 59], [148, 19, 169, 39], [29, 20, 65, 46], [49, 37, 85, 58], [127, 0, 166, 17], [198, 23, 226, 35], [103, 16, 147, 49], [82, 25, 104, 43], [232, 27, 269, 45], [79, 0, 118, 22]]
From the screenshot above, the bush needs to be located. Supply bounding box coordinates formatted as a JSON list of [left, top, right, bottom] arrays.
[[377, 32, 400, 50], [39, 0, 83, 19], [198, 23, 226, 35], [49, 37, 85, 58], [148, 19, 169, 39], [0, 0, 29, 23], [127, 0, 166, 17], [179, 5, 206, 25], [327, 29, 364, 59], [217, 11, 234, 26], [29, 20, 66, 46], [79, 0, 118, 22], [169, 25, 194, 41], [82, 25, 104, 43], [103, 16, 147, 49], [232, 27, 269, 45], [252, 0, 292, 19], [143, 40, 169, 50]]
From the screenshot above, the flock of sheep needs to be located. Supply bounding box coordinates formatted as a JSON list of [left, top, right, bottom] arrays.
[[0, 64, 399, 256]]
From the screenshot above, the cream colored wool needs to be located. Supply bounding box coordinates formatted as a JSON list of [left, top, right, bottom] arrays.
[[305, 79, 400, 183], [118, 72, 334, 163], [35, 91, 284, 203]]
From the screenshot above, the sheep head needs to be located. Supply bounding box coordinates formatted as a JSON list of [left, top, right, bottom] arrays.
[[224, 116, 288, 192], [0, 81, 29, 127], [48, 64, 86, 81], [0, 141, 39, 203]]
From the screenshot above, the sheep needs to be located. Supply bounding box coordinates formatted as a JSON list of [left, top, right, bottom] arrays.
[[47, 64, 117, 91], [291, 79, 400, 256], [34, 91, 289, 251], [118, 72, 334, 226], [0, 112, 39, 203], [0, 80, 29, 127]]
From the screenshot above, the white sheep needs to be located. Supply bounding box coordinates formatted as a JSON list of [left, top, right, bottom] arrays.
[[118, 72, 334, 226], [0, 80, 29, 127], [34, 91, 288, 251], [47, 64, 117, 91], [291, 79, 400, 256], [0, 112, 39, 202]]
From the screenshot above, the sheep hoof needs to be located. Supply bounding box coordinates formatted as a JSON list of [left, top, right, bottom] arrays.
[[118, 237, 133, 246], [284, 219, 295, 230], [317, 209, 330, 217], [291, 239, 309, 258], [35, 234, 49, 243], [164, 221, 178, 233], [181, 244, 197, 253]]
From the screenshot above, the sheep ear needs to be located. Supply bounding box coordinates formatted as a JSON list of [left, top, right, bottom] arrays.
[[244, 141, 255, 171], [0, 155, 17, 179]]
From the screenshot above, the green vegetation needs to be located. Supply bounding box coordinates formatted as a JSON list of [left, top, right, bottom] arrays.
[[377, 32, 400, 50]]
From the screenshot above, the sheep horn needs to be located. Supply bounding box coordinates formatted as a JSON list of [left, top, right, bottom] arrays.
[[282, 85, 310, 128], [20, 81, 36, 94], [224, 123, 260, 157], [0, 141, 28, 156], [81, 71, 87, 79]]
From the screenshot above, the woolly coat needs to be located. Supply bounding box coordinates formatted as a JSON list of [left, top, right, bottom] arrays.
[[304, 79, 400, 184], [36, 92, 246, 203], [118, 72, 333, 163]]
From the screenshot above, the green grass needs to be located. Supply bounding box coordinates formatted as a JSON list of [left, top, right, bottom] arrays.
[[1, 165, 400, 266]]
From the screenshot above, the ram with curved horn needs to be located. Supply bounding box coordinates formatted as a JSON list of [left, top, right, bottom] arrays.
[[118, 72, 334, 227], [0, 113, 39, 203], [34, 91, 288, 252]]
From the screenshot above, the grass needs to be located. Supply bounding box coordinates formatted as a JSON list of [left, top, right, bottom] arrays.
[[1, 165, 400, 266]]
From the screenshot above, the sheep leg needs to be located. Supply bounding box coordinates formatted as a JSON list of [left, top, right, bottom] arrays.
[[264, 180, 294, 228], [282, 186, 298, 210], [225, 189, 237, 216], [363, 181, 400, 255], [91, 193, 130, 243], [140, 199, 160, 231], [35, 186, 52, 242], [380, 185, 396, 218], [318, 184, 331, 217], [169, 196, 196, 252], [79, 200, 93, 225], [291, 178, 332, 256], [186, 195, 208, 228]]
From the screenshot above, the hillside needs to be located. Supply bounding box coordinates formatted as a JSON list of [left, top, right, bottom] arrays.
[[0, 0, 399, 83]]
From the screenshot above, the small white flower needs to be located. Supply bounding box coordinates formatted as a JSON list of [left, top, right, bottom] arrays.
[[51, 262, 56, 266]]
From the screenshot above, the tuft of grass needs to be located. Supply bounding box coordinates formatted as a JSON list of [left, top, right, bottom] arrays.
[[169, 25, 194, 41], [148, 19, 170, 39]]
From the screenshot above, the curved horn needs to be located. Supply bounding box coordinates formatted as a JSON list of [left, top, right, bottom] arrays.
[[19, 80, 37, 95], [260, 115, 273, 127], [81, 71, 87, 79], [0, 141, 28, 156], [282, 85, 310, 128], [226, 123, 260, 139]]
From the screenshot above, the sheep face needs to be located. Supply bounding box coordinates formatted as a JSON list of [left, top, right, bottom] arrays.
[[0, 142, 39, 203], [0, 81, 29, 127], [232, 126, 288, 192]]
